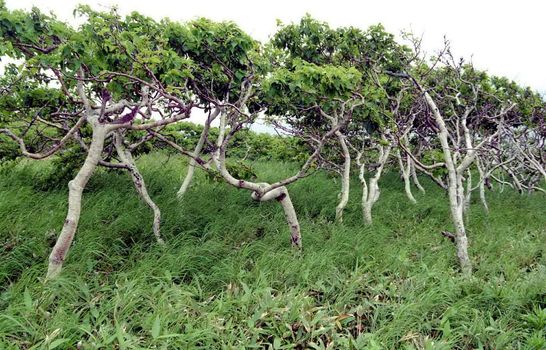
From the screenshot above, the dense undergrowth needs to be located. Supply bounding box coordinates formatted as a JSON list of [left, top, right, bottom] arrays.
[[0, 153, 544, 349]]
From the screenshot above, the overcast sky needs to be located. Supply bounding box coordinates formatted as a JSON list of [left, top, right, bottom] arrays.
[[5, 0, 545, 96]]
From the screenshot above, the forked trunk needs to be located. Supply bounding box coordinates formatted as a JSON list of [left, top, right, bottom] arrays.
[[363, 177, 379, 224], [214, 110, 302, 248], [404, 174, 417, 204], [362, 199, 373, 224]]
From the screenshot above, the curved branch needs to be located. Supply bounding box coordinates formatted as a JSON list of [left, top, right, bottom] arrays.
[[0, 115, 87, 160]]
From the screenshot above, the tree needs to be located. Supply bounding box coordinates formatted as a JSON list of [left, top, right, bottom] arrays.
[[263, 60, 365, 223], [0, 5, 197, 278], [269, 16, 407, 223], [390, 38, 518, 275], [163, 18, 357, 247]]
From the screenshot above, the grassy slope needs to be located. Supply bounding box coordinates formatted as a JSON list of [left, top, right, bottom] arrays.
[[0, 153, 544, 349]]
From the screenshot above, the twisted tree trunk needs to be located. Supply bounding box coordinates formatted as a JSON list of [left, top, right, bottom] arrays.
[[213, 110, 303, 247], [114, 132, 164, 244]]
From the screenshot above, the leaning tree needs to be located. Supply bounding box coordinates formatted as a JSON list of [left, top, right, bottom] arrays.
[[2, 5, 543, 280], [162, 17, 361, 247], [0, 5, 201, 278], [268, 16, 408, 223], [480, 77, 546, 196], [389, 38, 522, 275]]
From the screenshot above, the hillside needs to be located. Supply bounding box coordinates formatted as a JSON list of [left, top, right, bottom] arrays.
[[0, 154, 545, 349]]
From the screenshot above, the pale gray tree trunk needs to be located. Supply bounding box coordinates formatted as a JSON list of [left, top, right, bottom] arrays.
[[114, 132, 164, 245], [361, 140, 391, 225], [397, 150, 417, 204], [47, 118, 106, 279], [476, 160, 489, 213], [410, 160, 426, 193], [252, 186, 301, 247], [502, 164, 524, 193], [422, 90, 472, 275], [177, 109, 219, 198], [449, 179, 472, 276], [464, 169, 472, 214], [362, 179, 378, 224], [213, 110, 303, 247], [356, 151, 368, 222], [277, 190, 301, 247], [335, 131, 351, 223]]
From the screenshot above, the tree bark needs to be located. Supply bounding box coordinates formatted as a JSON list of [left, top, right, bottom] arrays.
[[114, 132, 164, 245], [212, 110, 303, 248], [476, 160, 489, 213], [450, 183, 472, 276], [362, 142, 391, 225], [362, 182, 376, 224], [422, 89, 472, 275], [252, 186, 302, 247], [335, 131, 351, 223], [47, 120, 106, 279], [177, 109, 219, 198], [464, 169, 472, 214], [276, 189, 301, 247], [356, 152, 369, 223], [410, 160, 426, 193], [397, 151, 417, 204]]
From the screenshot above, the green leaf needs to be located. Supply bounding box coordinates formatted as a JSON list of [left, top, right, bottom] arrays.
[[273, 337, 281, 349], [157, 333, 184, 339], [48, 339, 69, 350], [151, 316, 161, 339], [23, 288, 32, 310]]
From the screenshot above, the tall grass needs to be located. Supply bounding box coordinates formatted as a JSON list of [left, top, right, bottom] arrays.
[[0, 153, 544, 349]]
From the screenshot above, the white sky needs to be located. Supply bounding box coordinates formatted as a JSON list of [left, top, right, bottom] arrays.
[[5, 0, 546, 97]]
